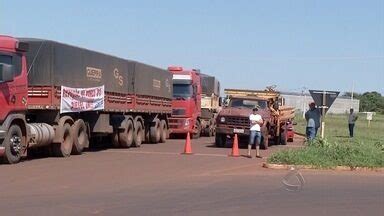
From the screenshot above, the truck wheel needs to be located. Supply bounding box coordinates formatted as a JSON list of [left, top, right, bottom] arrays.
[[52, 123, 73, 157], [71, 119, 88, 155], [261, 131, 269, 150], [119, 119, 134, 148], [112, 132, 120, 148], [280, 126, 287, 145], [192, 121, 201, 139], [150, 119, 161, 143], [215, 134, 226, 148], [159, 120, 167, 143], [133, 121, 144, 147], [3, 125, 24, 164]]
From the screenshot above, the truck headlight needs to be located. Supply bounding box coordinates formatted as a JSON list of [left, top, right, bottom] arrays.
[[184, 119, 190, 126], [220, 117, 226, 123]]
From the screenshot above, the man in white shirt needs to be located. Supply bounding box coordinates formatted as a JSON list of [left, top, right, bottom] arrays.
[[348, 108, 358, 137], [248, 107, 263, 158]]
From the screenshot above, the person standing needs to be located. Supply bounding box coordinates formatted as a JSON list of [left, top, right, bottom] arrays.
[[305, 102, 321, 141], [248, 107, 263, 158], [348, 108, 358, 137]]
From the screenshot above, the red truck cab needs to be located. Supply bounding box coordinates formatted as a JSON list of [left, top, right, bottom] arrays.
[[168, 66, 202, 138], [0, 35, 29, 158]]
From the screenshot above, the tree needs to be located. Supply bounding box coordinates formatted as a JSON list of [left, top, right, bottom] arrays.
[[359, 92, 384, 113]]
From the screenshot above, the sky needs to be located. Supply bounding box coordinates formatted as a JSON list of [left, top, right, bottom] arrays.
[[1, 0, 383, 94]]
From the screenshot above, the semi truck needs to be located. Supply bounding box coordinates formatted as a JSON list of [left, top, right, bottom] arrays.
[[215, 88, 295, 148], [168, 66, 220, 138], [0, 36, 172, 164], [200, 74, 220, 136]]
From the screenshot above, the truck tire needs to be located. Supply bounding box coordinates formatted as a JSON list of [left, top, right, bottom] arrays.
[[2, 124, 24, 164], [215, 134, 226, 148], [112, 132, 120, 148], [52, 123, 73, 157], [192, 120, 201, 139], [133, 120, 144, 147], [71, 119, 88, 155], [159, 120, 167, 143], [150, 119, 161, 143], [280, 126, 287, 145], [119, 118, 134, 148], [261, 130, 269, 150]]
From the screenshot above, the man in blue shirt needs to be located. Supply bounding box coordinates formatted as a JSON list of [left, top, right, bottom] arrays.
[[305, 102, 321, 141]]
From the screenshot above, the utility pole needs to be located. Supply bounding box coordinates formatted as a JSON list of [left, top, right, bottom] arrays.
[[320, 90, 327, 139], [351, 82, 355, 109], [302, 87, 307, 119]]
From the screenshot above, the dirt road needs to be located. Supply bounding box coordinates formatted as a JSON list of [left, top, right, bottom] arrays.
[[0, 136, 383, 216]]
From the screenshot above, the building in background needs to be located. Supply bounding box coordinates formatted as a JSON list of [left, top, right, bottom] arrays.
[[281, 92, 360, 114]]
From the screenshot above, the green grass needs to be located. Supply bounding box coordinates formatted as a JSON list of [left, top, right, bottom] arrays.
[[268, 113, 384, 168]]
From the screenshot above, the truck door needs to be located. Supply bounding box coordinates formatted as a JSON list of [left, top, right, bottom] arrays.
[[0, 52, 27, 121]]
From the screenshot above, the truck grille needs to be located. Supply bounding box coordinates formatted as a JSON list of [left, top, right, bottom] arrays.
[[172, 108, 186, 116], [225, 116, 249, 127], [169, 118, 184, 128]]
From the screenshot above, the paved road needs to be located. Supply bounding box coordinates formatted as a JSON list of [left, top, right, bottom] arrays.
[[0, 136, 383, 216]]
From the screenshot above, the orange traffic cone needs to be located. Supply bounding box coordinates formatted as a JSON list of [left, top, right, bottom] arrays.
[[182, 132, 193, 155], [229, 134, 240, 157]]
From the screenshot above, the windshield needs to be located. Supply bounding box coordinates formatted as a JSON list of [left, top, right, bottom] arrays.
[[173, 84, 193, 99], [0, 53, 22, 76], [229, 98, 268, 109]]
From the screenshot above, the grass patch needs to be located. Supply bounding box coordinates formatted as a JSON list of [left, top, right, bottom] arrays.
[[268, 113, 384, 168]]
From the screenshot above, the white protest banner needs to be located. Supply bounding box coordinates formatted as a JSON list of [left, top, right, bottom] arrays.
[[60, 86, 105, 114]]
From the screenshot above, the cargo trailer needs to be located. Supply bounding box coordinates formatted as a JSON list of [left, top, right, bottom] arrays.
[[0, 36, 172, 164]]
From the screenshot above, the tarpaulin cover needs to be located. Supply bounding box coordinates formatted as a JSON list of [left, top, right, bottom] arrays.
[[200, 74, 220, 96], [20, 38, 172, 99]]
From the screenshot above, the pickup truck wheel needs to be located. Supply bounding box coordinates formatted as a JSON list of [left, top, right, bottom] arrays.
[[52, 123, 73, 157], [3, 125, 24, 164], [71, 119, 88, 155], [192, 121, 201, 139], [133, 121, 144, 147], [150, 119, 161, 143], [215, 134, 226, 148], [120, 119, 134, 148], [159, 120, 167, 143]]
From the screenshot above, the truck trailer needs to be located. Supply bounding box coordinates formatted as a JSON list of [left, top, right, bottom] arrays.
[[200, 74, 220, 136], [0, 36, 172, 164], [168, 66, 220, 138]]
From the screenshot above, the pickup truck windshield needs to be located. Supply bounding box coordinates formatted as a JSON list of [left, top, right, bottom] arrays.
[[173, 84, 193, 99], [229, 98, 267, 109]]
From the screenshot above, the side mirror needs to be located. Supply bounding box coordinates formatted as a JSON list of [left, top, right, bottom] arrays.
[[192, 85, 197, 98], [0, 63, 14, 83]]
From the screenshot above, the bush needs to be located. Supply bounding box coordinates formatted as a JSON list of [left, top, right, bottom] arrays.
[[268, 138, 384, 168]]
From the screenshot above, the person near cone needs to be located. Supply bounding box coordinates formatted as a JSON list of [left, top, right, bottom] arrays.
[[248, 107, 263, 158]]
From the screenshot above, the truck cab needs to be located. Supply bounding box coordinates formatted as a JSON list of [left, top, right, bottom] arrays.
[[0, 35, 29, 161], [215, 95, 271, 148], [168, 66, 202, 138]]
